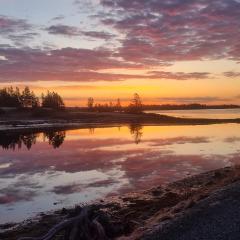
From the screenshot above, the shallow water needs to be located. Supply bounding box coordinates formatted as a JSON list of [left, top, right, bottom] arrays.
[[146, 108, 240, 119], [0, 122, 240, 224]]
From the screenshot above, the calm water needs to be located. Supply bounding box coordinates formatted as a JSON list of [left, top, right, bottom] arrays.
[[0, 122, 240, 224], [146, 108, 240, 119]]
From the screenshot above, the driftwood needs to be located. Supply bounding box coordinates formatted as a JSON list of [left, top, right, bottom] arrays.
[[17, 207, 111, 240]]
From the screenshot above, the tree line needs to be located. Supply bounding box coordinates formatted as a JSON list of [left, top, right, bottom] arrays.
[[0, 86, 143, 113], [87, 93, 143, 113], [0, 86, 65, 109]]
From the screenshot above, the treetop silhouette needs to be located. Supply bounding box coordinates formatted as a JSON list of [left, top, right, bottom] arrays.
[[0, 86, 65, 109]]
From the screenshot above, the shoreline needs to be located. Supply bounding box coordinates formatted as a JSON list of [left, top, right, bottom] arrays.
[[2, 165, 240, 240], [0, 111, 240, 133]]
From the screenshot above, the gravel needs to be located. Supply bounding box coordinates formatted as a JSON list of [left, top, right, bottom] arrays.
[[142, 181, 240, 240]]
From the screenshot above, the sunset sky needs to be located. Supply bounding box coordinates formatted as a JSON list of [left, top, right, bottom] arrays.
[[0, 0, 240, 106]]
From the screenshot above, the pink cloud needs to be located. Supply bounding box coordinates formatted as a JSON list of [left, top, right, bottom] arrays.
[[0, 0, 239, 82], [101, 0, 240, 63], [0, 46, 211, 82]]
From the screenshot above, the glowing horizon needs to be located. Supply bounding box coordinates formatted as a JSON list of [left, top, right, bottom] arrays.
[[0, 0, 240, 106]]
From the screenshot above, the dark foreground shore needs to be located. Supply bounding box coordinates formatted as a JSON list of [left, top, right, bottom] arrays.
[[2, 166, 240, 240], [0, 110, 240, 133], [143, 180, 240, 240]]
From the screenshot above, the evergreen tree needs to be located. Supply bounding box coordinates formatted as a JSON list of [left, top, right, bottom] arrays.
[[42, 91, 65, 109], [20, 86, 39, 108], [0, 87, 22, 107], [116, 98, 122, 112], [127, 93, 143, 113], [87, 97, 94, 111]]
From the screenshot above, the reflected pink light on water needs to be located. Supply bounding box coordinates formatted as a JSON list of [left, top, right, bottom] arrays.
[[0, 123, 240, 223]]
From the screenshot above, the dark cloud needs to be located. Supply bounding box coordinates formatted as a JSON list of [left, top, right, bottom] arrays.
[[0, 15, 32, 34], [8, 33, 39, 46], [81, 30, 114, 40], [45, 24, 80, 36], [0, 15, 38, 45], [51, 15, 65, 21], [223, 71, 240, 78], [45, 24, 114, 40], [100, 0, 240, 64], [148, 71, 211, 80]]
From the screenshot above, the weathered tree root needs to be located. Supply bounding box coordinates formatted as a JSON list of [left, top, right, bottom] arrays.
[[17, 207, 110, 240]]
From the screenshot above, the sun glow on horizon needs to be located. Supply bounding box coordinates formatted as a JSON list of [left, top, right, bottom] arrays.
[[0, 0, 239, 106]]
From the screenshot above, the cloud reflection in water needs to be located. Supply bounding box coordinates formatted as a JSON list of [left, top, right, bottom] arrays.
[[0, 124, 240, 223]]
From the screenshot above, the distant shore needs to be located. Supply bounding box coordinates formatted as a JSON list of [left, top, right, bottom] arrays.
[[2, 165, 240, 239], [0, 110, 240, 134]]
